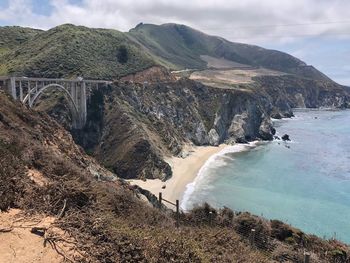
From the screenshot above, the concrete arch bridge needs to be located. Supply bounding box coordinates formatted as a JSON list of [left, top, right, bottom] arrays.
[[0, 77, 111, 129]]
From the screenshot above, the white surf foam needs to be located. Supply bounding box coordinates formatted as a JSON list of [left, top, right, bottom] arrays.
[[180, 142, 259, 211]]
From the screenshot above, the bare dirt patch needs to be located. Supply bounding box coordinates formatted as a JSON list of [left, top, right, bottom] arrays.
[[27, 168, 49, 187], [0, 209, 78, 263], [190, 68, 286, 88]]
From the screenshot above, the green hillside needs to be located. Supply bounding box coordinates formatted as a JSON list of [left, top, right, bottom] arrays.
[[0, 23, 332, 81], [128, 23, 330, 81], [0, 26, 41, 55], [0, 24, 155, 79]]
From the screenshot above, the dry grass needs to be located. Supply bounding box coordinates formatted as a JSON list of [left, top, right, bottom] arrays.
[[1, 92, 349, 262], [190, 68, 286, 88]]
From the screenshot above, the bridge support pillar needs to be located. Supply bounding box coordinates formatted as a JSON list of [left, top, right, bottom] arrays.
[[27, 82, 31, 106], [19, 81, 23, 101], [10, 77, 16, 99], [71, 81, 87, 130], [5, 76, 110, 130], [80, 82, 87, 127]]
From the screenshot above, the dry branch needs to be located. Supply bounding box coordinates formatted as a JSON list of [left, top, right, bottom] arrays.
[[57, 199, 67, 219], [0, 227, 13, 233]]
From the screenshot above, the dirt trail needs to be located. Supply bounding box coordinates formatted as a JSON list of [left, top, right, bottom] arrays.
[[0, 209, 77, 263]]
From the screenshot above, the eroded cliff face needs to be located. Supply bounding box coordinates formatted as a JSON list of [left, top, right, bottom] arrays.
[[37, 69, 350, 181], [73, 78, 277, 180], [255, 75, 350, 119]]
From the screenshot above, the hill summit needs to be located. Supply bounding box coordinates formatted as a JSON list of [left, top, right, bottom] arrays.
[[0, 23, 333, 82]]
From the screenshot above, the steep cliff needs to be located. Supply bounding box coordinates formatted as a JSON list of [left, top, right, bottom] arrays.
[[1, 79, 349, 263], [255, 75, 350, 118], [72, 77, 277, 180], [21, 63, 339, 182], [32, 64, 349, 181]]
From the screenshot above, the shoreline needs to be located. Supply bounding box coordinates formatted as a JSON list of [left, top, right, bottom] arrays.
[[128, 142, 259, 210], [128, 144, 228, 208]]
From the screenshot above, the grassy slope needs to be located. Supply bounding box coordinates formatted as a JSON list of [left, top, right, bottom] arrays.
[[0, 24, 156, 79], [0, 26, 41, 54], [0, 23, 334, 82], [0, 26, 42, 75], [128, 23, 331, 81]]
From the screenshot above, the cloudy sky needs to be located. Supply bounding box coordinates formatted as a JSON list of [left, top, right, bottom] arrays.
[[1, 0, 349, 85]]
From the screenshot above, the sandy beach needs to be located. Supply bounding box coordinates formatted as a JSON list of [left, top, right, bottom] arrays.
[[128, 144, 228, 207]]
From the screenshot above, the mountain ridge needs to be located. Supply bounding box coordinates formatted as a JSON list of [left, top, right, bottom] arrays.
[[0, 22, 338, 85], [128, 23, 333, 82]]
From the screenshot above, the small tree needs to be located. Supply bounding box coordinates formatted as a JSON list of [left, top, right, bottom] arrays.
[[117, 45, 128, 64]]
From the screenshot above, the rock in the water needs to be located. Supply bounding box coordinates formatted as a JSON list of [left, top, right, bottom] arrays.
[[271, 127, 276, 135], [282, 134, 290, 141], [274, 135, 281, 140]]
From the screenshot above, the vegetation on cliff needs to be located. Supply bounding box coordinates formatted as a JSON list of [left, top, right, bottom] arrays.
[[66, 70, 347, 180], [0, 24, 155, 78], [0, 26, 41, 55], [0, 91, 349, 262], [0, 23, 338, 83]]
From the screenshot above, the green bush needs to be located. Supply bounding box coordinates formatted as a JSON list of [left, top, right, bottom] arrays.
[[117, 45, 129, 64]]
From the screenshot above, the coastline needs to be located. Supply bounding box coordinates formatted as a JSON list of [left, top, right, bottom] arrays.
[[128, 142, 259, 210], [128, 144, 228, 208]]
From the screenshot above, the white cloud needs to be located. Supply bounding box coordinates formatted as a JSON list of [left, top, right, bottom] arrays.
[[1, 0, 350, 85], [1, 0, 350, 45]]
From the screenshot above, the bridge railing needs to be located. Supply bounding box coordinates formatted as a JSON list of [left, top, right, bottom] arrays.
[[0, 76, 112, 129]]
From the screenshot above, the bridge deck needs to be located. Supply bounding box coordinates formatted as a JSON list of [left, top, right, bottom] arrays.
[[0, 76, 112, 84], [0, 76, 112, 129]]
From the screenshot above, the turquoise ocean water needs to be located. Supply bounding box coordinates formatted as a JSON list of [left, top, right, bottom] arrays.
[[182, 110, 350, 243]]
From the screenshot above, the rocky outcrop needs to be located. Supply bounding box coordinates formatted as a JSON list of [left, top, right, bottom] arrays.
[[255, 75, 350, 110], [39, 73, 349, 181], [282, 134, 290, 141], [259, 118, 275, 141], [71, 78, 277, 180]]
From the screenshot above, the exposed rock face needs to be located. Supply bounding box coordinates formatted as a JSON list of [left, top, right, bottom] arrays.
[[73, 79, 277, 180], [259, 118, 274, 141], [41, 72, 350, 181], [208, 129, 220, 146], [255, 75, 350, 110]]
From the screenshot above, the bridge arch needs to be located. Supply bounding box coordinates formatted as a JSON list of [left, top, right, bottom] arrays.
[[5, 77, 111, 129], [23, 83, 81, 127]]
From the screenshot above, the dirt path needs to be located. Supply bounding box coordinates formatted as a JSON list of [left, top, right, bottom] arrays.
[[0, 209, 77, 263]]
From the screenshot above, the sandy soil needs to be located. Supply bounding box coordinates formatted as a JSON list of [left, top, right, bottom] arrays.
[[0, 209, 77, 263], [27, 168, 49, 187], [190, 68, 285, 87], [128, 144, 228, 208]]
